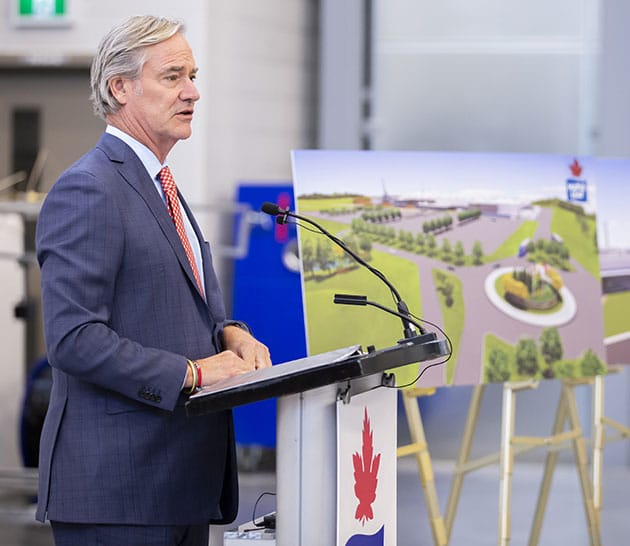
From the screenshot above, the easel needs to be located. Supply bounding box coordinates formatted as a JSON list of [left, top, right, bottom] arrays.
[[397, 387, 448, 546], [591, 370, 630, 515], [399, 379, 601, 545], [499, 380, 599, 546], [529, 368, 630, 544]]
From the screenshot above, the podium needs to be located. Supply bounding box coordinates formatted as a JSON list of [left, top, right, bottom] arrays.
[[186, 335, 449, 545]]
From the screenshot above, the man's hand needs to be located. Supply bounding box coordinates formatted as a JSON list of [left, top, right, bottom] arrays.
[[185, 326, 271, 390], [221, 325, 272, 371]]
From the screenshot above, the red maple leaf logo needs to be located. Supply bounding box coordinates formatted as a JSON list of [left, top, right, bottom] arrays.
[[352, 407, 381, 525], [569, 158, 583, 177]]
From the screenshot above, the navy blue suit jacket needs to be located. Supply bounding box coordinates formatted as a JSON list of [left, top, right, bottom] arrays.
[[35, 133, 238, 525]]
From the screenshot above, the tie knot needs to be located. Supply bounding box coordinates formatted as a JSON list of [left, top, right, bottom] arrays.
[[158, 166, 176, 193]]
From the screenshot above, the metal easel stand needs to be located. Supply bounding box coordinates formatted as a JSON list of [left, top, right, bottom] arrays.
[[439, 381, 599, 546], [397, 387, 448, 546]]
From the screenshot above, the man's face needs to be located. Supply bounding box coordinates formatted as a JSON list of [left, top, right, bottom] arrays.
[[113, 33, 200, 160]]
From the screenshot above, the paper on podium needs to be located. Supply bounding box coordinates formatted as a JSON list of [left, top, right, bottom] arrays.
[[186, 335, 449, 416], [186, 345, 362, 415]]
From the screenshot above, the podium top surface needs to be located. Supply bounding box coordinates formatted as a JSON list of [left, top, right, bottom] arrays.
[[185, 334, 449, 416]]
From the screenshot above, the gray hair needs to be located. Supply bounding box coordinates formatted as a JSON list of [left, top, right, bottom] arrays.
[[90, 15, 184, 119]]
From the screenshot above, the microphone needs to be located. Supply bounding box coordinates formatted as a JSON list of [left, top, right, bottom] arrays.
[[333, 293, 426, 333], [261, 201, 431, 344], [261, 201, 291, 226], [333, 294, 368, 306], [260, 202, 282, 215]]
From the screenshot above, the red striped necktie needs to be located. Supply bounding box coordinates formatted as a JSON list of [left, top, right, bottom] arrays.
[[157, 166, 204, 295]]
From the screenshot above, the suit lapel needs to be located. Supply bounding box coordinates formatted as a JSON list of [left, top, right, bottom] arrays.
[[179, 194, 220, 320], [97, 134, 207, 303]]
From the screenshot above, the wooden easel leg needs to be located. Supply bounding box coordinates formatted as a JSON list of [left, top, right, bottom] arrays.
[[498, 383, 517, 546], [592, 375, 605, 517], [399, 390, 448, 546], [527, 384, 569, 546], [444, 384, 485, 541], [562, 382, 601, 545]]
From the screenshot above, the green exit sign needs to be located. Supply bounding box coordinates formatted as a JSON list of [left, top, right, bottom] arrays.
[[13, 0, 71, 27], [19, 0, 65, 16]]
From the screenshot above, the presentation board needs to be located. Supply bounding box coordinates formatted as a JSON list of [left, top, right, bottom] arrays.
[[291, 150, 612, 387]]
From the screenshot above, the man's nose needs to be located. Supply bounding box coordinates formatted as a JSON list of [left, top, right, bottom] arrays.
[[182, 78, 200, 102]]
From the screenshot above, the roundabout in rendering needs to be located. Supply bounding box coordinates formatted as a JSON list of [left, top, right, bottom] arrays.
[[484, 266, 577, 327]]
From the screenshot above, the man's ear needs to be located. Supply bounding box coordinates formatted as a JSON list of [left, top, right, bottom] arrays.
[[109, 77, 128, 105]]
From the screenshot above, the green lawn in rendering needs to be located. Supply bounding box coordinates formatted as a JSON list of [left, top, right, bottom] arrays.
[[431, 268, 463, 384], [603, 291, 630, 337], [485, 220, 538, 263], [297, 197, 358, 212], [550, 206, 599, 278]]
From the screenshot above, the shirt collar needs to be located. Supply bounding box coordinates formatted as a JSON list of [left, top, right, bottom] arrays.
[[105, 125, 166, 179]]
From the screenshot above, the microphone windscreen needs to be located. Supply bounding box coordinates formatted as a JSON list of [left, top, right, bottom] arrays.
[[261, 202, 281, 215]]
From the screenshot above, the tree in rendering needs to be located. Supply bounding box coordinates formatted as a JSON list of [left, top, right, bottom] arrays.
[[486, 348, 511, 382], [515, 338, 540, 377]]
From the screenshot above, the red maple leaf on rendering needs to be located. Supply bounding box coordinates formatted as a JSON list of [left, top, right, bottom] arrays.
[[352, 407, 381, 525], [569, 158, 583, 177]]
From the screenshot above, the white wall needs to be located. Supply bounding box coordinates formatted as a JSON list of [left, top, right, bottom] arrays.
[[318, 0, 630, 157], [595, 0, 630, 158], [371, 0, 601, 155]]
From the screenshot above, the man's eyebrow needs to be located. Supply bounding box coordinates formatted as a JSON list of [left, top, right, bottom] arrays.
[[161, 65, 199, 75]]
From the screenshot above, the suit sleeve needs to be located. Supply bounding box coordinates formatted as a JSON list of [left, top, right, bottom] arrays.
[[36, 169, 187, 411], [213, 320, 251, 351]]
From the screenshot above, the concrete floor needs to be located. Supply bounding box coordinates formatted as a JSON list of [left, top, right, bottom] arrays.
[[1, 456, 628, 545]]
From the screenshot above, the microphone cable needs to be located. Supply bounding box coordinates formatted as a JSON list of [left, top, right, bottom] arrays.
[[384, 309, 453, 390], [240, 491, 276, 532]]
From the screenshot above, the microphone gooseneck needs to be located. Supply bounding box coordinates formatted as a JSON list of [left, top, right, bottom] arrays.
[[261, 201, 426, 341], [334, 293, 425, 334]]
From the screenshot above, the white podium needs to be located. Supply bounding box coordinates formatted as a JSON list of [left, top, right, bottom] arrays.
[[187, 336, 448, 545]]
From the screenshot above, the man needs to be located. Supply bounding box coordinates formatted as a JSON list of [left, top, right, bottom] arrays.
[[35, 15, 271, 546]]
